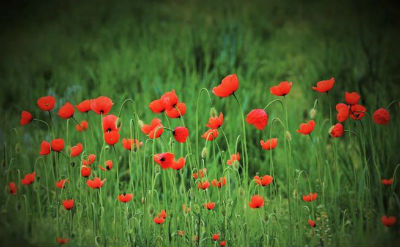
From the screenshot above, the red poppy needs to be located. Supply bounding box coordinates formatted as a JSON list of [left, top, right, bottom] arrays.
[[254, 175, 273, 186], [88, 154, 96, 165], [302, 193, 317, 202], [9, 182, 17, 195], [246, 109, 268, 130], [58, 102, 75, 119], [173, 126, 189, 143], [154, 152, 175, 169], [104, 130, 120, 145], [308, 219, 316, 228], [122, 138, 142, 151], [171, 157, 186, 170], [37, 96, 56, 111], [40, 141, 51, 155], [350, 104, 366, 120], [203, 202, 215, 210], [227, 153, 240, 165], [102, 114, 119, 132], [220, 241, 226, 247], [198, 180, 210, 190], [192, 168, 207, 179], [21, 171, 36, 185], [76, 99, 91, 113], [149, 99, 165, 113], [381, 215, 396, 227], [153, 216, 165, 224], [202, 128, 219, 141], [90, 96, 113, 115], [249, 195, 264, 208], [87, 177, 105, 189], [382, 178, 393, 186], [297, 120, 316, 135], [105, 160, 113, 170], [118, 193, 133, 203], [141, 118, 164, 139], [345, 92, 360, 105], [165, 102, 187, 118], [81, 165, 91, 177], [312, 78, 335, 93], [20, 111, 33, 126], [373, 108, 390, 125], [62, 199, 74, 210], [212, 177, 227, 187], [212, 234, 220, 241], [336, 103, 350, 122], [206, 113, 224, 129], [161, 90, 179, 110], [213, 74, 239, 97], [76, 120, 89, 132], [159, 209, 167, 218], [260, 138, 277, 150], [56, 179, 69, 189], [270, 81, 292, 96], [51, 139, 65, 152], [71, 143, 83, 157], [57, 238, 68, 245], [329, 123, 344, 137]]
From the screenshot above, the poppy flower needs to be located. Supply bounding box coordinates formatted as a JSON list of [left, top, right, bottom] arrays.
[[206, 113, 224, 129], [329, 123, 344, 137], [202, 128, 219, 141], [246, 109, 268, 130], [227, 153, 240, 165], [381, 215, 396, 227], [154, 216, 165, 224], [302, 193, 317, 202], [122, 138, 142, 151], [154, 152, 175, 169], [40, 141, 51, 155], [62, 199, 74, 210], [254, 175, 273, 186], [270, 81, 292, 96], [382, 178, 393, 186], [161, 90, 179, 110], [149, 99, 165, 113], [76, 99, 91, 113], [88, 154, 96, 165], [192, 168, 207, 179], [345, 92, 360, 105], [171, 157, 185, 170], [56, 179, 69, 189], [198, 180, 210, 190], [212, 177, 227, 187], [336, 103, 350, 122], [213, 74, 239, 97], [91, 96, 113, 115], [20, 111, 33, 126], [104, 130, 120, 145], [212, 234, 220, 241], [312, 78, 335, 93], [103, 114, 119, 132], [87, 177, 105, 189], [260, 138, 278, 150], [21, 171, 36, 185], [173, 127, 189, 143], [58, 102, 75, 119], [37, 96, 56, 111], [57, 238, 68, 245], [249, 195, 264, 208], [350, 104, 366, 120], [308, 219, 316, 228], [81, 166, 91, 177], [71, 143, 83, 157], [373, 108, 390, 125], [118, 193, 133, 203], [297, 120, 316, 135], [51, 139, 65, 152], [141, 118, 164, 139], [9, 182, 17, 195], [159, 209, 167, 219], [105, 160, 113, 170], [76, 120, 89, 132], [203, 202, 215, 210], [220, 241, 226, 247], [165, 102, 187, 118]]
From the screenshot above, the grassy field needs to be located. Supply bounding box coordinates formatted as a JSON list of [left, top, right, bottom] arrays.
[[1, 0, 400, 246]]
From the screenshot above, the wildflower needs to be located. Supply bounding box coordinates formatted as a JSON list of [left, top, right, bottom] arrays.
[[171, 157, 185, 170], [202, 129, 219, 141], [381, 215, 396, 227], [103, 114, 119, 132], [39, 141, 51, 155], [76, 99, 91, 113], [382, 178, 393, 186], [173, 127, 189, 143], [104, 130, 120, 145], [141, 118, 163, 139], [198, 180, 210, 190], [373, 108, 390, 125], [345, 92, 360, 105], [118, 193, 133, 203], [161, 90, 179, 110], [57, 238, 68, 244], [51, 138, 65, 152], [56, 179, 69, 189], [71, 143, 83, 157], [62, 199, 74, 210], [249, 195, 264, 208], [350, 104, 366, 120], [254, 175, 273, 186], [149, 99, 165, 113], [212, 234, 220, 241], [87, 177, 105, 189], [270, 81, 292, 96], [246, 109, 268, 130], [329, 123, 344, 137], [297, 120, 315, 135], [308, 219, 316, 227], [81, 166, 91, 177], [90, 96, 113, 115], [336, 103, 350, 122], [203, 202, 215, 210], [76, 120, 89, 131], [212, 74, 239, 97], [312, 78, 335, 93], [206, 113, 224, 129], [122, 138, 142, 151], [9, 182, 17, 195], [212, 177, 227, 188], [58, 102, 75, 119], [21, 172, 36, 185], [20, 111, 33, 126], [260, 138, 277, 150], [154, 152, 175, 169], [166, 102, 186, 118], [227, 153, 240, 165], [302, 193, 317, 202], [37, 96, 55, 111]]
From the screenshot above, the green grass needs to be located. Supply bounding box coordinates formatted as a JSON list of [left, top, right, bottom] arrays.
[[0, 0, 400, 246]]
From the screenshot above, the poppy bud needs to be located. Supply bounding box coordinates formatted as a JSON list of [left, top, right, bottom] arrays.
[[285, 131, 292, 142], [210, 107, 218, 118], [138, 119, 144, 129], [201, 147, 207, 158], [309, 108, 317, 119], [141, 197, 146, 204], [116, 118, 123, 129]]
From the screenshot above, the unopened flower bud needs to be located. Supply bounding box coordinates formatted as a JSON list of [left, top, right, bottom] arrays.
[[201, 147, 207, 158], [210, 107, 218, 118], [309, 108, 317, 119], [285, 131, 292, 142], [138, 119, 144, 129]]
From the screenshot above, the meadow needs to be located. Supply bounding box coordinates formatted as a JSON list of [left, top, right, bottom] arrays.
[[1, 0, 400, 246]]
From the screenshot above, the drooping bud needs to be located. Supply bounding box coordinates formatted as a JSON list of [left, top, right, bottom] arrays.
[[210, 107, 218, 118], [201, 147, 207, 158], [285, 130, 292, 142], [309, 108, 317, 119]]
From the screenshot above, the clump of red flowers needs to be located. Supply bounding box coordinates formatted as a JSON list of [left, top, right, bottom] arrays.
[[302, 193, 317, 202], [249, 195, 264, 208], [21, 172, 36, 185], [254, 175, 273, 186]]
